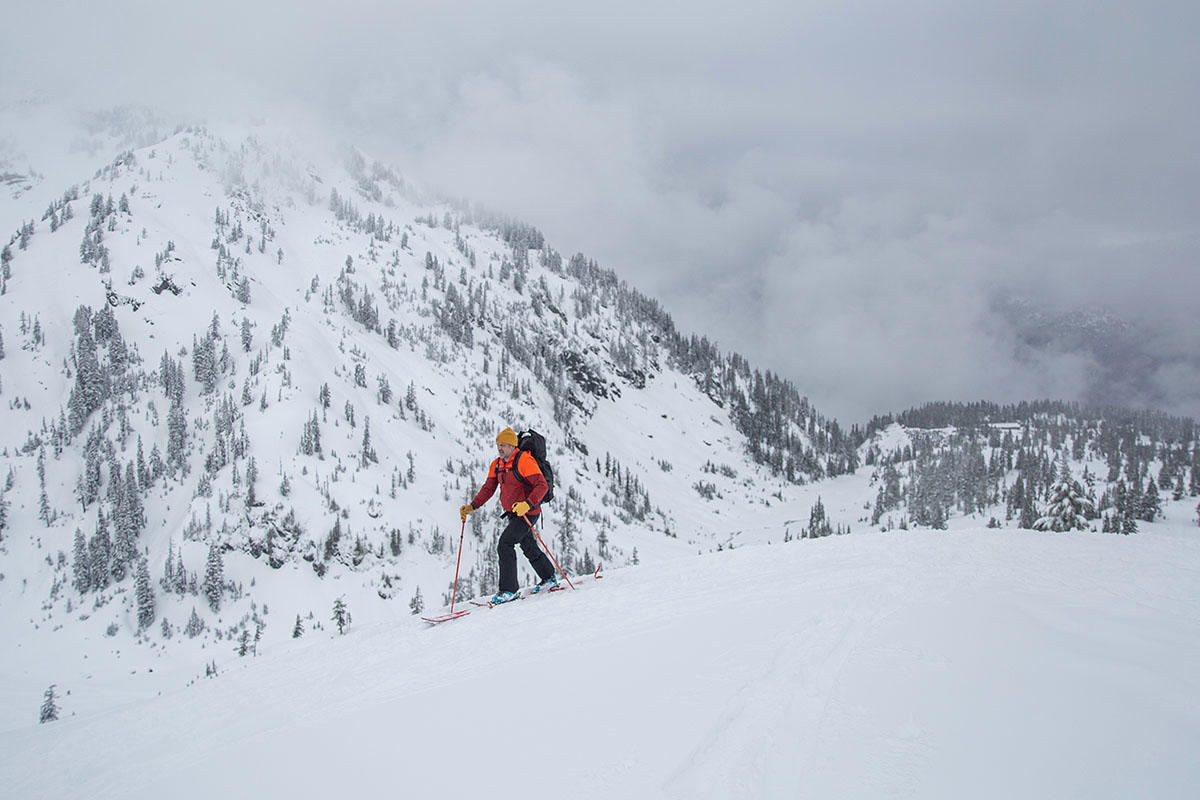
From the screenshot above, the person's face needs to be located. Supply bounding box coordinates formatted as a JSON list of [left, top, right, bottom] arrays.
[[498, 442, 517, 458]]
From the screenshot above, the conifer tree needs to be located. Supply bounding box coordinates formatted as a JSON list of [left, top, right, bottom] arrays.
[[360, 419, 377, 466], [89, 511, 112, 590], [68, 321, 105, 435], [1034, 459, 1094, 532], [332, 596, 351, 633], [1139, 479, 1161, 523], [807, 497, 833, 537], [137, 436, 150, 490], [930, 505, 947, 530], [174, 550, 188, 596], [166, 402, 188, 474], [37, 446, 52, 527], [185, 607, 205, 638], [203, 544, 224, 612], [1125, 478, 1143, 521], [112, 486, 138, 576], [123, 463, 143, 529], [40, 686, 59, 724], [161, 540, 176, 592], [292, 614, 304, 638], [72, 528, 90, 593], [245, 457, 258, 508], [135, 557, 155, 630]]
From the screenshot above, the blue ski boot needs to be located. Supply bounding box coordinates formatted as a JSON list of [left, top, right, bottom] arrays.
[[489, 590, 520, 606], [530, 574, 559, 594]]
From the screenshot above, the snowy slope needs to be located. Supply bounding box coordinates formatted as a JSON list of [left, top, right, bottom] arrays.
[[3, 525, 1199, 799]]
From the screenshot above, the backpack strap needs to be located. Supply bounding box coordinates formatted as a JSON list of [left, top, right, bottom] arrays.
[[510, 450, 548, 509], [511, 450, 533, 489]]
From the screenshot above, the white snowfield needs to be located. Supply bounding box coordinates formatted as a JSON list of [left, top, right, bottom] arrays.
[[3, 525, 1198, 799]]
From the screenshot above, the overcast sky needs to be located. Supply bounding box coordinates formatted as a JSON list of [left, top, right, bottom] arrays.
[[4, 1, 1199, 423]]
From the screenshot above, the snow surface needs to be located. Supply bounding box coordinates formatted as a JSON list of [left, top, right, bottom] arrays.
[[3, 524, 1199, 799]]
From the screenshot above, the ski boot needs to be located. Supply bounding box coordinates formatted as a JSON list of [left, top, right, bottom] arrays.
[[489, 590, 520, 606], [530, 574, 559, 594]]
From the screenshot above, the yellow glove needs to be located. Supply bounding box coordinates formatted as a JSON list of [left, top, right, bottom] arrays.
[[512, 501, 531, 517], [459, 504, 475, 521]]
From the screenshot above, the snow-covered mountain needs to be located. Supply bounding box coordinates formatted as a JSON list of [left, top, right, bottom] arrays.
[[0, 103, 855, 724], [2, 103, 1199, 796]]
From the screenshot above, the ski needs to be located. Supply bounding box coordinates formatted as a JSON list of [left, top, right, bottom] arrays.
[[468, 593, 524, 609], [463, 567, 601, 611], [421, 609, 470, 624]]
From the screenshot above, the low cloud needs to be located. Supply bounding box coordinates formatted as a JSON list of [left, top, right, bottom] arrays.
[[4, 0, 1199, 422]]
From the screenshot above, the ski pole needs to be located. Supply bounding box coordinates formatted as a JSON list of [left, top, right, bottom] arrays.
[[525, 515, 577, 590], [449, 518, 467, 613]]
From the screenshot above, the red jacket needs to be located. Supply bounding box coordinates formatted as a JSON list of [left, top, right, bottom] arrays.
[[471, 450, 548, 516]]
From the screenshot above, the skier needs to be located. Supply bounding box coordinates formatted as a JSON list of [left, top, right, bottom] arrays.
[[460, 427, 558, 604]]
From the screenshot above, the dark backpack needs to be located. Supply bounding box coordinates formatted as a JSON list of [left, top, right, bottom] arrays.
[[513, 428, 555, 506]]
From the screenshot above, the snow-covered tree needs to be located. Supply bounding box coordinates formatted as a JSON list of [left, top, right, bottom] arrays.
[[203, 544, 224, 612], [1034, 459, 1094, 532], [37, 446, 52, 527], [360, 418, 377, 466], [166, 402, 188, 475], [245, 457, 258, 508], [1139, 479, 1161, 523], [72, 528, 90, 593], [185, 607, 205, 638], [135, 557, 156, 630], [89, 512, 112, 591], [332, 596, 351, 634], [40, 686, 59, 724]]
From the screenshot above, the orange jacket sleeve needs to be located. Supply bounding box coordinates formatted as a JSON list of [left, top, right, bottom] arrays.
[[470, 458, 500, 510]]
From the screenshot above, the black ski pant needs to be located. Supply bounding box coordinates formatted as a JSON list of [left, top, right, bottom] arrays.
[[497, 514, 555, 593]]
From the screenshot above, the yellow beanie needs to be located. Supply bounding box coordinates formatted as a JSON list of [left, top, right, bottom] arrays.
[[496, 427, 519, 447]]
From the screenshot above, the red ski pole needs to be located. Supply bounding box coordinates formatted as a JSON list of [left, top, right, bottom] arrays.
[[421, 519, 473, 624], [525, 516, 576, 590], [448, 518, 467, 613]]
